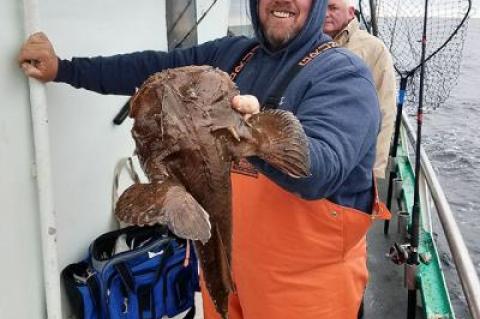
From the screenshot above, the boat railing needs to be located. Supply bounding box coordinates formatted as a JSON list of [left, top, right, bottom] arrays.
[[400, 112, 480, 318]]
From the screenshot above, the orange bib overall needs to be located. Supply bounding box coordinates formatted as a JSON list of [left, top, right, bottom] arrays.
[[202, 169, 390, 319]]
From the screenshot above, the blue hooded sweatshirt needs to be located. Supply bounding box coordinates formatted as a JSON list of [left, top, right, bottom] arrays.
[[55, 0, 380, 213]]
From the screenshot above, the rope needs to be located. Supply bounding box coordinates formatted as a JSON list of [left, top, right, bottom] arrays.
[[174, 0, 220, 49]]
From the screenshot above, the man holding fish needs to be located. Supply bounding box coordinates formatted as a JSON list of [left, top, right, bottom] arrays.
[[18, 0, 390, 318]]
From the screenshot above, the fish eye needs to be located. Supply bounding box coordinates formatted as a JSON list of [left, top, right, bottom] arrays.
[[179, 85, 198, 98]]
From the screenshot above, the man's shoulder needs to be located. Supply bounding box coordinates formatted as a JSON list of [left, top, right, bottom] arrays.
[[304, 46, 373, 83], [312, 45, 358, 63], [349, 29, 389, 52], [210, 35, 256, 51], [204, 35, 258, 69], [345, 29, 393, 66], [323, 46, 369, 69]]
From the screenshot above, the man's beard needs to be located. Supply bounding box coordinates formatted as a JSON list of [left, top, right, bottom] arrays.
[[263, 25, 296, 49]]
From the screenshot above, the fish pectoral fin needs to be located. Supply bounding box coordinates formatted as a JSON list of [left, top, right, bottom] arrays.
[[115, 181, 211, 243], [164, 185, 212, 244], [115, 182, 170, 226], [249, 109, 311, 178]]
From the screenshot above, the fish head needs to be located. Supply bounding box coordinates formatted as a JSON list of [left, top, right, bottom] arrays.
[[129, 66, 258, 170]]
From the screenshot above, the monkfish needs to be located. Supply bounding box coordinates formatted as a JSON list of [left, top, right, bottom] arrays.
[[115, 65, 310, 318]]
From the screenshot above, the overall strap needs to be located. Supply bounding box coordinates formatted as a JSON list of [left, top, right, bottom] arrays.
[[263, 41, 337, 109], [230, 43, 260, 81], [229, 41, 337, 109]]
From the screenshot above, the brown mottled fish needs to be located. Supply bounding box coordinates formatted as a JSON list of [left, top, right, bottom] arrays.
[[115, 65, 310, 318]]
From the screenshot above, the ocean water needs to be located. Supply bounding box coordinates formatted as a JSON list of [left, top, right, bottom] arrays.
[[414, 18, 480, 318]]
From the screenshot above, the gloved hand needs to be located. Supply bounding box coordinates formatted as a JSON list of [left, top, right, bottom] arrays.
[[17, 32, 59, 82]]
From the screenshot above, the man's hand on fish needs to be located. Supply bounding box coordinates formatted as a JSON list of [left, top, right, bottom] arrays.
[[231, 95, 260, 121], [17, 32, 58, 82]]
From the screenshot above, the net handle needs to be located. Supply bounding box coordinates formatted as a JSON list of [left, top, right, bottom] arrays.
[[408, 0, 472, 77]]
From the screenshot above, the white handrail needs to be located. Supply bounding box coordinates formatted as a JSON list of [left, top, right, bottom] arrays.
[[401, 113, 480, 319], [22, 0, 62, 318]]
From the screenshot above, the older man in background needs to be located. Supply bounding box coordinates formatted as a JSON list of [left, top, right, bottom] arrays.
[[324, 0, 397, 179]]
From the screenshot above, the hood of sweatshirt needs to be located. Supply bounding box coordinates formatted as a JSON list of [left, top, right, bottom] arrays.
[[249, 0, 330, 55]]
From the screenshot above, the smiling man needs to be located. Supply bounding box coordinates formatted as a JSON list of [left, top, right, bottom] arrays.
[[258, 0, 312, 48], [18, 0, 388, 318]]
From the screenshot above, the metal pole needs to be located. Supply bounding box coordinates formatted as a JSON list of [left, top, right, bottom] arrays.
[[166, 0, 198, 50], [407, 0, 429, 317], [22, 0, 62, 318], [384, 76, 408, 234], [369, 0, 379, 36]]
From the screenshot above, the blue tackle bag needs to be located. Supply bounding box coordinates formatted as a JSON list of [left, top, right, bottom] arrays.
[[62, 225, 199, 319]]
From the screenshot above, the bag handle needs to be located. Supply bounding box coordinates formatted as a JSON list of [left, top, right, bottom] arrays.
[[112, 156, 141, 214]]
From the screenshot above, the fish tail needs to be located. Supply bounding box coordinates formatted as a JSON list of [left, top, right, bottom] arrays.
[[195, 224, 234, 319]]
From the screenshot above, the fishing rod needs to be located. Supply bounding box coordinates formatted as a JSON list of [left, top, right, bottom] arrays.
[[406, 0, 429, 317], [383, 75, 408, 234]]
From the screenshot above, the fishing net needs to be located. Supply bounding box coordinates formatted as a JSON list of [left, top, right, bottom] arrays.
[[359, 0, 472, 110]]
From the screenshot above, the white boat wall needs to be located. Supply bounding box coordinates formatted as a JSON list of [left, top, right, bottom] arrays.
[[0, 1, 230, 318]]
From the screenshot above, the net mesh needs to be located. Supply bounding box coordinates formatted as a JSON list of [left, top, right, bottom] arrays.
[[359, 0, 472, 110]]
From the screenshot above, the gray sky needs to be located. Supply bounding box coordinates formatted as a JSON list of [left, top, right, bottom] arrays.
[[356, 0, 479, 18], [471, 0, 479, 17], [230, 1, 480, 19]]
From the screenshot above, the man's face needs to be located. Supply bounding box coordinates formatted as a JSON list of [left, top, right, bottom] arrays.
[[258, 0, 313, 49], [323, 0, 355, 38]]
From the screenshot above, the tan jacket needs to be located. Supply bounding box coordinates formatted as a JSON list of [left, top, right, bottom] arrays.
[[334, 19, 397, 179]]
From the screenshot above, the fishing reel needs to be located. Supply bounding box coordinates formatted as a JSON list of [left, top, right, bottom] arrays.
[[387, 242, 412, 265]]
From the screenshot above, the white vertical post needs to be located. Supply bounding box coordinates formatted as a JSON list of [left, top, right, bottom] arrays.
[[21, 0, 62, 318]]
